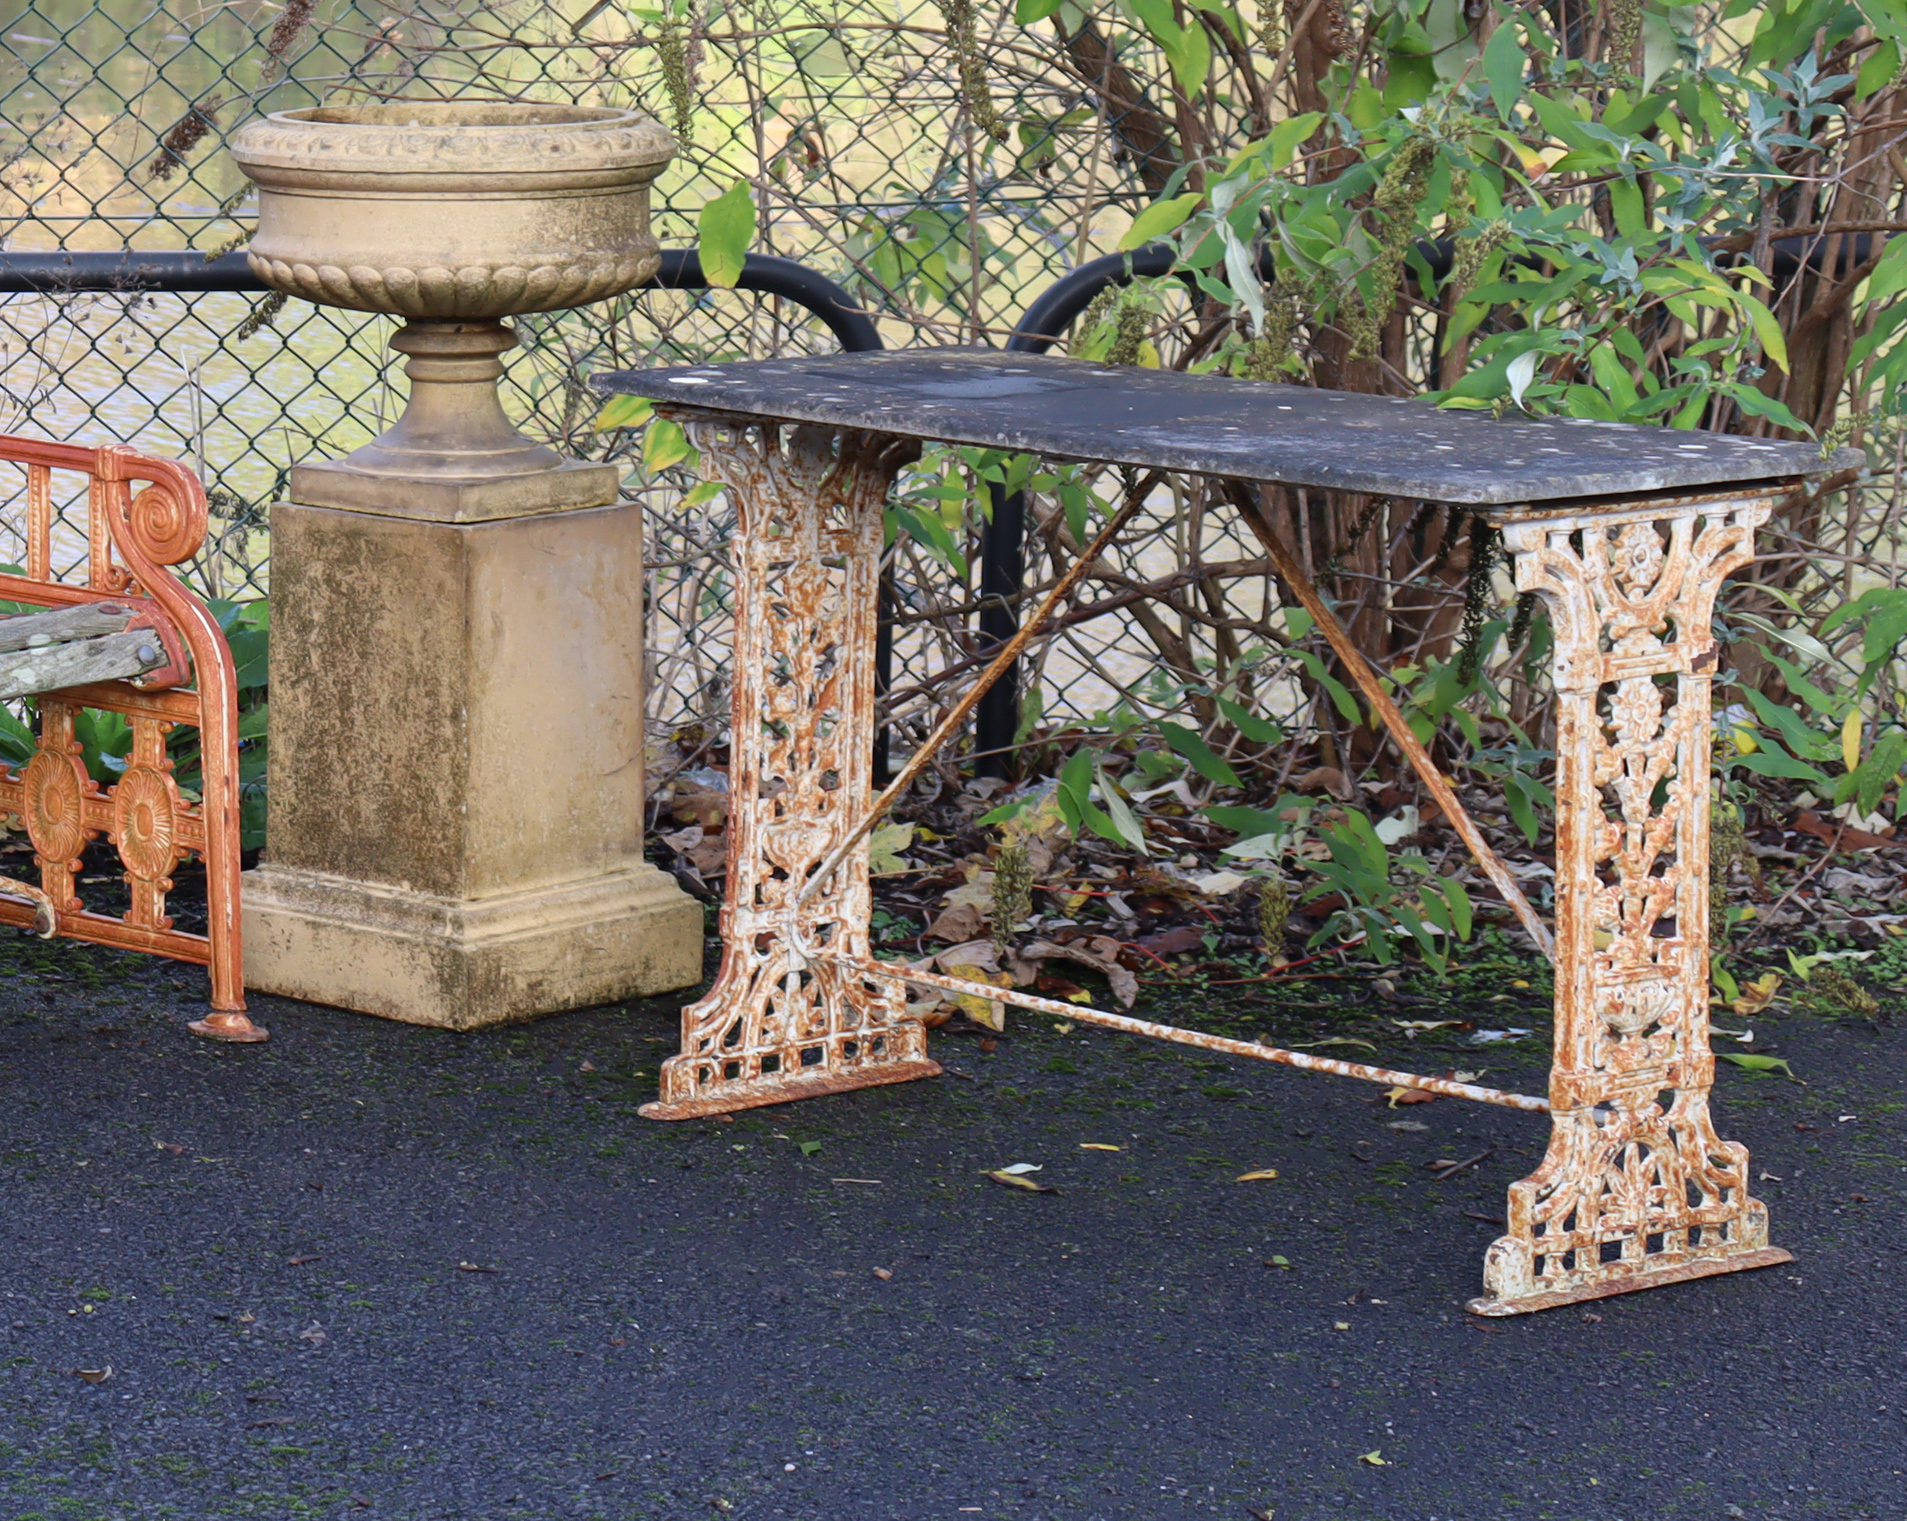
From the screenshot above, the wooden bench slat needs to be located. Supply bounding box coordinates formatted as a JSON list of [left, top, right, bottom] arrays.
[[0, 601, 136, 653], [0, 628, 168, 701]]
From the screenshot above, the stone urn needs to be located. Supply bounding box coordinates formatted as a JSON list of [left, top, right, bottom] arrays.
[[226, 101, 703, 1032], [231, 102, 675, 507]]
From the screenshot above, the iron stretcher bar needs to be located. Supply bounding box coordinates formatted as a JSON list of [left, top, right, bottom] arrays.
[[830, 951, 1550, 1113]]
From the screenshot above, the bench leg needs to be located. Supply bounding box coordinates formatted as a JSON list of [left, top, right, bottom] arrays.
[[642, 421, 938, 1120], [1469, 494, 1791, 1315]]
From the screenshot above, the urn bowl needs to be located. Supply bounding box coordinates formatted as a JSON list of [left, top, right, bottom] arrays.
[[230, 102, 676, 321]]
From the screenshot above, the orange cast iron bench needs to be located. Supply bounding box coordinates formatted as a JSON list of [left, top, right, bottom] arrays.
[[0, 438, 261, 1043], [593, 349, 1855, 1316]]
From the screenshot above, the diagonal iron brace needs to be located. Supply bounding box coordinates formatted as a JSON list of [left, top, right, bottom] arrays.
[[1218, 481, 1554, 958]]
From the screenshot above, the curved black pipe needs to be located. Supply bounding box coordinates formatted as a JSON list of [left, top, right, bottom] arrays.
[[1005, 244, 1181, 353], [0, 250, 270, 294], [650, 249, 883, 353], [0, 247, 886, 353]]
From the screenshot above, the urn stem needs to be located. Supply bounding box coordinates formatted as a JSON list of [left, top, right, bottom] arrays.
[[342, 319, 563, 481]]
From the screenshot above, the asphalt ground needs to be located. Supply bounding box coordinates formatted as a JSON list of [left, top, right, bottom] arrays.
[[0, 916, 1902, 1521]]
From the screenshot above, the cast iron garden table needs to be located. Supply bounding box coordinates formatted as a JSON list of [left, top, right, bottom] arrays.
[[595, 349, 1852, 1315]]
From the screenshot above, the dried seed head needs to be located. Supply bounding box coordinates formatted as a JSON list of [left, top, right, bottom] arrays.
[[1238, 291, 1301, 380], [1258, 877, 1290, 964], [1451, 219, 1512, 302], [261, 0, 316, 80], [938, 0, 1009, 144], [1818, 411, 1865, 463], [146, 95, 222, 182], [1351, 133, 1438, 362], [992, 840, 1036, 954], [234, 290, 288, 342], [1708, 801, 1748, 941], [1810, 964, 1880, 1019], [1604, 0, 1642, 82], [1455, 515, 1502, 685], [654, 14, 696, 141]]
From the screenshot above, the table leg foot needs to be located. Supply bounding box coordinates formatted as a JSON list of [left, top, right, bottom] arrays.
[[641, 1054, 941, 1120], [1467, 1245, 1791, 1317]]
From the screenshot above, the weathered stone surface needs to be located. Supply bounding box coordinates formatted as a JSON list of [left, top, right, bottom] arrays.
[[244, 494, 701, 1028], [594, 348, 1856, 505]]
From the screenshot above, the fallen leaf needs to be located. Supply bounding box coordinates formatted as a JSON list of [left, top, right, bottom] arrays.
[[1296, 765, 1353, 799], [939, 872, 996, 912], [1051, 1020, 1074, 1034], [1235, 1168, 1280, 1182], [1035, 970, 1091, 1002], [1383, 1086, 1437, 1107], [1022, 937, 1138, 1007], [926, 901, 988, 944], [986, 1169, 1059, 1193], [1391, 1019, 1464, 1032], [1373, 806, 1418, 844], [1283, 1036, 1379, 1053], [659, 823, 704, 855], [456, 1262, 499, 1273], [668, 784, 728, 828], [1721, 1051, 1800, 1081], [74, 1367, 112, 1385], [1469, 1028, 1531, 1045], [298, 1323, 326, 1346], [944, 961, 1013, 1031], [1136, 925, 1205, 956], [1334, 1321, 1351, 1331], [867, 821, 915, 875], [797, 1140, 822, 1156], [871, 1267, 893, 1281], [1792, 809, 1892, 851], [1192, 869, 1250, 896], [1358, 1449, 1387, 1466], [152, 1140, 184, 1155], [1730, 971, 1781, 1016], [286, 1254, 321, 1266], [997, 1162, 1042, 1174], [687, 831, 727, 875], [1387, 1120, 1429, 1132], [1079, 1143, 1122, 1151], [1266, 1255, 1291, 1270], [579, 1059, 596, 1073]]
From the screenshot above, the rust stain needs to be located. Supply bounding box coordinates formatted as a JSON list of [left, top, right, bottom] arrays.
[[644, 405, 1787, 1314], [839, 953, 1549, 1112], [641, 420, 929, 1120], [1472, 493, 1782, 1312]]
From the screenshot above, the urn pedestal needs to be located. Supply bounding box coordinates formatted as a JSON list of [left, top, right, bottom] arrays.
[[230, 103, 702, 1027]]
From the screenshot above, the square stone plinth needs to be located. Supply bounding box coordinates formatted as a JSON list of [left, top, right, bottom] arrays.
[[243, 491, 702, 1028]]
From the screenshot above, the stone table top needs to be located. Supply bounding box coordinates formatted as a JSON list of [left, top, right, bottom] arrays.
[[593, 348, 1854, 506]]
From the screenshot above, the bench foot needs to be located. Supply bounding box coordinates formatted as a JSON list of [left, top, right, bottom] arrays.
[[189, 1011, 269, 1043], [642, 1056, 941, 1120]]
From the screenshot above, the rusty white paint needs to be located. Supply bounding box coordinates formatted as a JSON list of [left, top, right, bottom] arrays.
[[646, 412, 1792, 1314], [641, 420, 940, 1119], [1469, 490, 1790, 1314], [832, 951, 1550, 1112]]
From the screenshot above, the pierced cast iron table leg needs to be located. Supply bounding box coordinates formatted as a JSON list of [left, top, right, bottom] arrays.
[[1468, 489, 1793, 1315], [640, 419, 939, 1119]]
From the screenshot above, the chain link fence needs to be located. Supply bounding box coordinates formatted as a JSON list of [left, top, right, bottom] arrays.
[[0, 0, 1311, 753]]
